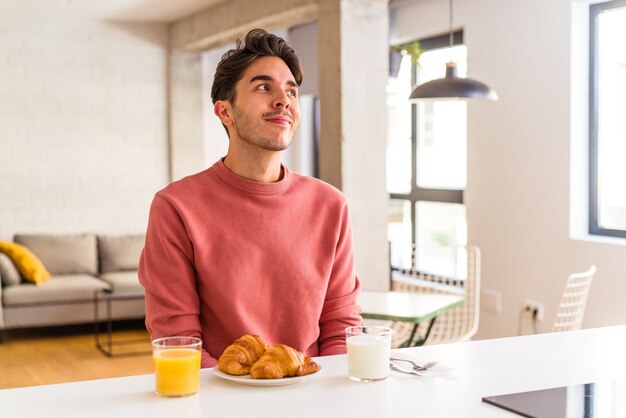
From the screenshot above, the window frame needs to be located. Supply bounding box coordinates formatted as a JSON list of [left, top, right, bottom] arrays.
[[588, 0, 626, 238], [389, 31, 465, 259]]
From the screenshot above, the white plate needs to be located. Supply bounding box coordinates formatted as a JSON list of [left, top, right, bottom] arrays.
[[213, 367, 321, 387]]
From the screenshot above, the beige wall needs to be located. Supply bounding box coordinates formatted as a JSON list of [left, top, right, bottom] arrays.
[[393, 0, 626, 338], [0, 16, 170, 240]]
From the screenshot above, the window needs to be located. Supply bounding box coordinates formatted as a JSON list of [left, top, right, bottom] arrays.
[[387, 32, 467, 272], [589, 0, 626, 238]]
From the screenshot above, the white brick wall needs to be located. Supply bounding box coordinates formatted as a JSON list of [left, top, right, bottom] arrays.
[[0, 16, 170, 240]]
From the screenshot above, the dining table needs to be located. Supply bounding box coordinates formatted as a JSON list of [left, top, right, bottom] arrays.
[[3, 325, 626, 417], [358, 289, 464, 346]]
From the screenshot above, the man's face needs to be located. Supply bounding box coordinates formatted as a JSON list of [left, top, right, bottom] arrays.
[[223, 56, 301, 152]]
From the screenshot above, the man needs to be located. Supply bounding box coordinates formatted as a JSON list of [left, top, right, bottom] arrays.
[[139, 28, 362, 368]]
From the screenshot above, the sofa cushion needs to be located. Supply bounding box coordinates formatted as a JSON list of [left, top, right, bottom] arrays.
[[98, 234, 144, 273], [98, 271, 144, 293], [2, 274, 110, 305], [14, 234, 98, 276], [0, 252, 22, 286], [0, 241, 52, 286]]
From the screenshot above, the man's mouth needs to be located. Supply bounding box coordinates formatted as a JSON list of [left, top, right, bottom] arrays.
[[264, 113, 292, 125]]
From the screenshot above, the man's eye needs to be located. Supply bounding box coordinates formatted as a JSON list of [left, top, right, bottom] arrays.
[[257, 85, 269, 91], [288, 90, 298, 97]]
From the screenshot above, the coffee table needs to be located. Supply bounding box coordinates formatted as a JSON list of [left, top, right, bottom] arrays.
[[93, 289, 150, 357]]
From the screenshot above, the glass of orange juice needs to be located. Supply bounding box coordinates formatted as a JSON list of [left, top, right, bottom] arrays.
[[152, 336, 202, 397]]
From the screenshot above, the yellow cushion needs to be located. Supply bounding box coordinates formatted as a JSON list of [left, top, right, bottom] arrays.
[[0, 241, 51, 286]]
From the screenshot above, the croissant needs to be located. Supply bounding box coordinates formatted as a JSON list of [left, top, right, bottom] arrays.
[[218, 334, 269, 376], [250, 344, 320, 379]]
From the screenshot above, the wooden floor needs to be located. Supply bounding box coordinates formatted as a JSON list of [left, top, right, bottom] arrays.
[[0, 321, 154, 390]]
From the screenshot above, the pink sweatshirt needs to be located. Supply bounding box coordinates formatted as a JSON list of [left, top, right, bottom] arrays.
[[139, 159, 362, 367]]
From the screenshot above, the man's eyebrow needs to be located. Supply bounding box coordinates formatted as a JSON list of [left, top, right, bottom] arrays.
[[250, 75, 298, 87]]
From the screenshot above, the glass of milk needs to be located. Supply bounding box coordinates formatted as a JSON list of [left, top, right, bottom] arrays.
[[346, 326, 392, 382]]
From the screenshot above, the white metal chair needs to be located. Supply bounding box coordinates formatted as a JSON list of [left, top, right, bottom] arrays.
[[389, 245, 481, 347], [552, 265, 596, 332]]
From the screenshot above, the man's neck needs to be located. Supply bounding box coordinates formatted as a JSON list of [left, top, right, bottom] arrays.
[[223, 148, 283, 183]]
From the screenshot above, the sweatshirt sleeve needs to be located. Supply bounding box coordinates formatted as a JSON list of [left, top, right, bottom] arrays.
[[138, 193, 218, 368], [318, 203, 363, 356]]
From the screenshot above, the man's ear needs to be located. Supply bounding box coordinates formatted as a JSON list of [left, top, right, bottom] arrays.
[[214, 100, 233, 127]]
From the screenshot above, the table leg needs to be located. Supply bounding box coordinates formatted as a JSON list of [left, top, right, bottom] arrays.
[[94, 291, 114, 357], [399, 316, 439, 347], [94, 291, 102, 352], [105, 297, 113, 356], [399, 323, 421, 348], [416, 316, 438, 346]]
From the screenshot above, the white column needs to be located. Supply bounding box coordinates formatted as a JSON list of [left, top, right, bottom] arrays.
[[318, 0, 390, 290], [169, 49, 206, 180]]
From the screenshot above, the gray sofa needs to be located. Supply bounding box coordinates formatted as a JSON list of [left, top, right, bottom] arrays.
[[0, 233, 146, 340]]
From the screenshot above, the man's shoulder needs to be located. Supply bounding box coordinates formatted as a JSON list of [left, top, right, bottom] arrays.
[[290, 172, 347, 205], [157, 166, 216, 199]]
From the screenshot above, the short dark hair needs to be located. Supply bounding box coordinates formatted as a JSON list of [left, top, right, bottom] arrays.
[[211, 28, 303, 105]]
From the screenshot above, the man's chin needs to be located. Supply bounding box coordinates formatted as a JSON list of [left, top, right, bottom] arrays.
[[237, 131, 293, 152], [260, 144, 290, 152], [258, 138, 293, 152]]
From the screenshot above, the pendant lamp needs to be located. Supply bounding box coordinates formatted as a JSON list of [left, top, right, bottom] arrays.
[[408, 0, 498, 101]]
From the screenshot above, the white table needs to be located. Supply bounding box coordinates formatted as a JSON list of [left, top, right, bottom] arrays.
[[2, 325, 626, 417], [359, 290, 464, 346]]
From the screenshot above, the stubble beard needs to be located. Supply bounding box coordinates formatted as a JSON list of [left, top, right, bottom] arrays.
[[232, 105, 294, 152]]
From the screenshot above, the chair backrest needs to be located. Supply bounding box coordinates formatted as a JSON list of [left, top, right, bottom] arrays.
[[552, 265, 596, 333], [391, 245, 481, 346]]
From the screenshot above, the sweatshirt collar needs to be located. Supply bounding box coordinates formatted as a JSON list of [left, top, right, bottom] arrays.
[[212, 158, 292, 196]]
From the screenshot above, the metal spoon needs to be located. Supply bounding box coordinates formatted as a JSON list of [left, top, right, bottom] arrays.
[[390, 357, 439, 371], [389, 362, 424, 376]]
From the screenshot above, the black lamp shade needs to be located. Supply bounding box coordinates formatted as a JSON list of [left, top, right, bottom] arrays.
[[409, 62, 498, 101]]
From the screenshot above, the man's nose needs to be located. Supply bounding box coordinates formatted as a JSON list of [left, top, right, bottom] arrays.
[[272, 91, 290, 108]]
